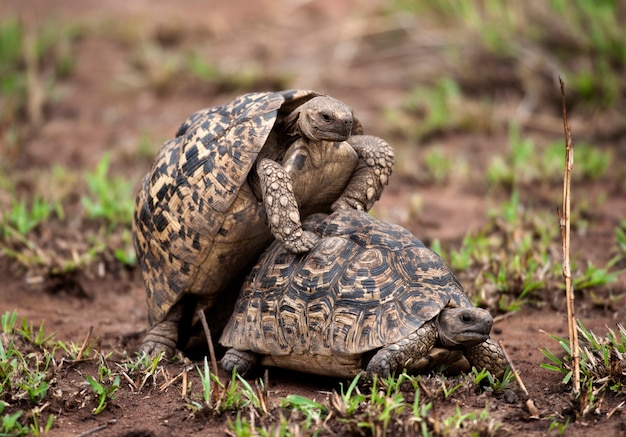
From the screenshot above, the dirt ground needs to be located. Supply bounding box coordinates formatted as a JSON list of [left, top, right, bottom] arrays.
[[1, 1, 625, 436]]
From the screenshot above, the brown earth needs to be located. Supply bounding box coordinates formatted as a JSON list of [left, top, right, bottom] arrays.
[[1, 1, 625, 436]]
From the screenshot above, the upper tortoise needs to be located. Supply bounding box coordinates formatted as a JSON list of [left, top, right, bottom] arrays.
[[133, 90, 394, 358], [220, 209, 508, 379]]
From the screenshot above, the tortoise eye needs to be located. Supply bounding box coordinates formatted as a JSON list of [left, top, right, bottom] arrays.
[[461, 313, 473, 323], [320, 112, 332, 122]]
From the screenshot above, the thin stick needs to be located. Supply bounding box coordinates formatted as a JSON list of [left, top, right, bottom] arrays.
[[159, 364, 194, 392], [20, 9, 44, 126], [498, 340, 528, 396], [607, 401, 625, 419], [198, 309, 220, 403], [181, 366, 188, 399], [75, 420, 117, 437], [198, 310, 219, 377], [558, 77, 580, 394], [76, 326, 94, 361], [499, 340, 539, 418]]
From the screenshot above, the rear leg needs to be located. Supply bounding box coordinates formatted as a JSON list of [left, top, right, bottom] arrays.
[[221, 349, 259, 377], [141, 303, 184, 359]]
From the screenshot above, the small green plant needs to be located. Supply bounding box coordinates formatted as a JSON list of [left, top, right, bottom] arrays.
[[28, 408, 54, 437], [0, 311, 59, 433], [386, 78, 465, 140], [422, 147, 454, 184], [113, 228, 137, 267], [0, 402, 28, 436], [281, 395, 328, 432], [188, 365, 266, 415], [487, 124, 536, 188], [471, 366, 514, 394], [56, 337, 97, 361], [548, 415, 570, 436], [0, 197, 64, 237], [570, 259, 621, 291], [487, 126, 612, 190], [541, 320, 626, 417], [18, 356, 52, 404], [408, 385, 432, 436], [116, 351, 165, 392], [227, 411, 253, 437], [16, 318, 56, 347], [439, 378, 463, 399], [81, 153, 136, 227], [84, 373, 120, 415], [331, 373, 365, 416], [441, 403, 498, 435], [1, 310, 18, 334], [437, 193, 560, 312], [331, 373, 413, 435], [0, 17, 77, 157], [196, 356, 213, 409]]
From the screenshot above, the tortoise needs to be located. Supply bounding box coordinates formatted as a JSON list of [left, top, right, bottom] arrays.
[[220, 209, 508, 379], [133, 89, 394, 358]]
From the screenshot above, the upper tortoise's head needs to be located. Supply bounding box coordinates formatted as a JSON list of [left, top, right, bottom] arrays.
[[296, 96, 354, 142]]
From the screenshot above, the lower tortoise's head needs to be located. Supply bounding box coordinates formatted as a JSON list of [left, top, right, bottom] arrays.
[[436, 307, 493, 348]]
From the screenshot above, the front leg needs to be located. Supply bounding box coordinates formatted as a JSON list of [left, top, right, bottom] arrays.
[[331, 135, 394, 212], [464, 339, 509, 380], [365, 321, 438, 379], [257, 158, 320, 253]]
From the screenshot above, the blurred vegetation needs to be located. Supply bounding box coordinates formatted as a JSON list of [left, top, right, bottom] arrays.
[[0, 16, 78, 158], [390, 0, 626, 109]]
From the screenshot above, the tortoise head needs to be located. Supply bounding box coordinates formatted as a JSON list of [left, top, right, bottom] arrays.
[[436, 307, 493, 348], [295, 96, 354, 142]]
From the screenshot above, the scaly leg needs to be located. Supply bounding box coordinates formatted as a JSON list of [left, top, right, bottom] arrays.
[[464, 339, 509, 379], [365, 321, 438, 379], [331, 135, 394, 212], [257, 158, 320, 253], [141, 303, 183, 359]]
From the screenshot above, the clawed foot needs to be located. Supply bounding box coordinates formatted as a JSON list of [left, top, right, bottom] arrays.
[[221, 349, 259, 377], [140, 338, 176, 360], [140, 322, 179, 359], [281, 230, 321, 254], [331, 196, 366, 212]]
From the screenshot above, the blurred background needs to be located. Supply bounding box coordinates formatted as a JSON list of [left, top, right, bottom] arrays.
[[1, 2, 626, 433], [0, 0, 624, 312]]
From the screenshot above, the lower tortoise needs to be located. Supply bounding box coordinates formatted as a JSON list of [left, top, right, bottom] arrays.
[[133, 90, 394, 358], [220, 209, 508, 379]]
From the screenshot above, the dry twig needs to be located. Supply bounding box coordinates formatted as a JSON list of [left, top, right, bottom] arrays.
[[499, 340, 539, 418], [20, 10, 45, 126], [198, 309, 220, 402], [158, 364, 193, 392], [558, 76, 580, 394], [76, 326, 94, 361]]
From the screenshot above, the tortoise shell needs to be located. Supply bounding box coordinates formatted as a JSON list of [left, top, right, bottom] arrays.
[[219, 209, 471, 360]]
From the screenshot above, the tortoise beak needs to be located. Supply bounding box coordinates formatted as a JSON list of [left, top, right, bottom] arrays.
[[316, 115, 352, 141]]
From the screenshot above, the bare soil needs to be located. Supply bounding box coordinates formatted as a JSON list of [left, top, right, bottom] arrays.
[[1, 1, 625, 436]]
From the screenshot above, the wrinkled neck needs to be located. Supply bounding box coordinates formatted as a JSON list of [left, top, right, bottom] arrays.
[[437, 314, 461, 347]]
